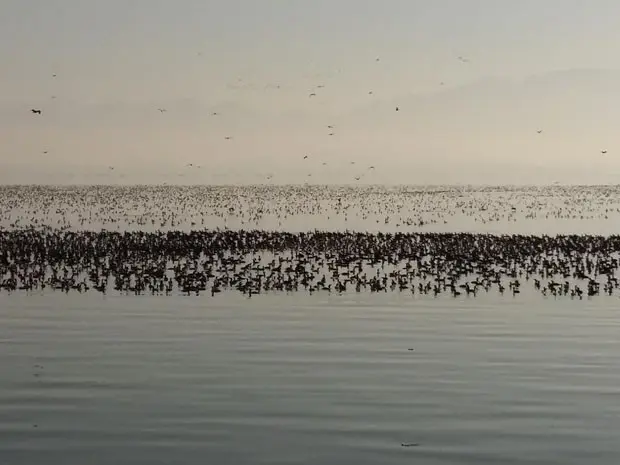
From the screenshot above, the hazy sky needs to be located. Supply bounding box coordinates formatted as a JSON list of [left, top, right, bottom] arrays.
[[3, 0, 620, 184]]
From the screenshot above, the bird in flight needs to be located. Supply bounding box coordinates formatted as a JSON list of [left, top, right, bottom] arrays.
[[31, 109, 42, 114], [537, 129, 543, 134], [601, 150, 608, 154], [224, 136, 232, 140], [457, 56, 470, 63], [158, 108, 167, 113], [395, 107, 399, 112], [303, 155, 309, 159], [309, 93, 317, 97]]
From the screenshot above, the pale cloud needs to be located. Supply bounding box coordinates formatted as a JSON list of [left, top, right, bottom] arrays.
[[3, 1, 620, 184]]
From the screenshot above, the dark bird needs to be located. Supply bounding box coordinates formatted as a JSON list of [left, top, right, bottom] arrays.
[[309, 93, 316, 97], [158, 108, 167, 113], [303, 155, 309, 159], [537, 129, 543, 134], [31, 109, 42, 115], [395, 107, 399, 112], [42, 151, 48, 154], [457, 56, 470, 63], [401, 443, 419, 447], [601, 150, 608, 154], [224, 136, 232, 140]]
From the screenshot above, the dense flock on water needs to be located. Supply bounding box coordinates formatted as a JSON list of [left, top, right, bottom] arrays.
[[2, 185, 620, 299]]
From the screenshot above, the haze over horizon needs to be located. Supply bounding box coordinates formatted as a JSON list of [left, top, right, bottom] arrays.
[[3, 0, 620, 185]]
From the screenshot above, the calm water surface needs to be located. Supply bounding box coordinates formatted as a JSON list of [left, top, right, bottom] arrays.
[[2, 293, 620, 464]]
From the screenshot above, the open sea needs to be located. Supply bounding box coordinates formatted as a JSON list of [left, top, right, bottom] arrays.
[[2, 184, 620, 464]]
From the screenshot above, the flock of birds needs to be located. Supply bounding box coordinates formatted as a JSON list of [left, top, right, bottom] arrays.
[[1, 227, 620, 299], [2, 186, 620, 299], [2, 185, 620, 234], [25, 54, 612, 184]]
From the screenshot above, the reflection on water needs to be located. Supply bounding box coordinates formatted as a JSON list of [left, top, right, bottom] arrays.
[[1, 293, 620, 464]]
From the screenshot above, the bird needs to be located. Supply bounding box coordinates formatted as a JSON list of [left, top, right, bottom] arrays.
[[457, 56, 470, 63], [303, 155, 308, 159], [31, 109, 42, 115], [537, 129, 543, 134], [309, 93, 317, 97], [601, 150, 608, 155], [158, 108, 167, 113], [395, 107, 399, 112], [224, 136, 232, 140], [52, 74, 57, 78], [42, 151, 48, 154]]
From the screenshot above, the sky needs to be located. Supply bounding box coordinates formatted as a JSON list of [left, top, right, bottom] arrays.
[[2, 0, 620, 185]]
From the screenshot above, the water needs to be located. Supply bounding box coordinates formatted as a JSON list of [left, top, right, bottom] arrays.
[[3, 184, 620, 464], [2, 292, 620, 464]]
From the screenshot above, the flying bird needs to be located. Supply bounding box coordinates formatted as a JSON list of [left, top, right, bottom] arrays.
[[309, 93, 317, 97], [158, 108, 167, 113], [537, 129, 543, 134], [31, 109, 42, 114], [601, 150, 608, 154], [303, 155, 309, 159]]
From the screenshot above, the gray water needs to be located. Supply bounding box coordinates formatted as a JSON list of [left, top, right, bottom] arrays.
[[3, 184, 620, 464], [2, 292, 620, 464]]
